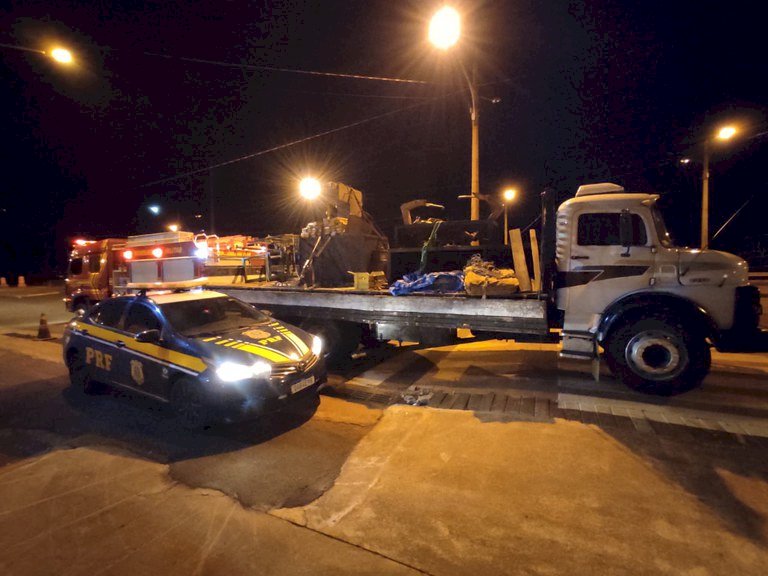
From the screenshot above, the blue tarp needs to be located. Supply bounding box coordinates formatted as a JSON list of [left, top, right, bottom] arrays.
[[389, 271, 465, 296]]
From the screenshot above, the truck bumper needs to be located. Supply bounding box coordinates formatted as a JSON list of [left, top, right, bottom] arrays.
[[715, 285, 767, 352]]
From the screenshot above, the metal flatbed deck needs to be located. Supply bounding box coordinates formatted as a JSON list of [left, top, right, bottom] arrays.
[[209, 281, 550, 335]]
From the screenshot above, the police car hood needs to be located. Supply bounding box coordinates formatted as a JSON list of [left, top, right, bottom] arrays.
[[191, 321, 314, 366]]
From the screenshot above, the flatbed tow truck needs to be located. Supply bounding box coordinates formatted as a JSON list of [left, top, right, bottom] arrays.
[[72, 183, 766, 395], [204, 183, 766, 395]]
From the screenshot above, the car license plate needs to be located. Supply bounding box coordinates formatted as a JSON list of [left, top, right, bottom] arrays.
[[291, 376, 315, 394]]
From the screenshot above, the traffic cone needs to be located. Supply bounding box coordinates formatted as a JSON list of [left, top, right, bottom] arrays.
[[18, 276, 26, 288], [37, 313, 52, 340]]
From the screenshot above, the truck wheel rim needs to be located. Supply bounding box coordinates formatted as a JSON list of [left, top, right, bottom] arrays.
[[626, 331, 683, 379]]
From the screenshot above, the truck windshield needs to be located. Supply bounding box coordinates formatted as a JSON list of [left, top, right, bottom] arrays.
[[651, 206, 675, 248], [160, 296, 270, 337]]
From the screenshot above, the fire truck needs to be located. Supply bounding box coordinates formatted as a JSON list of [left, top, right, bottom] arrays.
[[64, 238, 127, 314], [65, 232, 297, 312]]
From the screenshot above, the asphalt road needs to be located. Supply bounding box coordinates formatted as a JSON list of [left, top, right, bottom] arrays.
[[0, 287, 71, 331], [0, 337, 766, 575]]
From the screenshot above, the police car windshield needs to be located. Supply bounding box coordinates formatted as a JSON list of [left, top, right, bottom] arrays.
[[159, 296, 269, 337]]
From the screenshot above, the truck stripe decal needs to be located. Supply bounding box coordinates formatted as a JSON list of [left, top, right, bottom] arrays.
[[558, 265, 650, 288]]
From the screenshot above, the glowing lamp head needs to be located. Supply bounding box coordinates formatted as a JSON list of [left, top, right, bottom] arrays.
[[152, 247, 163, 258], [502, 188, 517, 203], [148, 205, 160, 215], [429, 6, 461, 50], [123, 250, 133, 260], [50, 47, 73, 64], [74, 239, 87, 246], [716, 125, 737, 141], [167, 224, 179, 232], [299, 177, 322, 200]]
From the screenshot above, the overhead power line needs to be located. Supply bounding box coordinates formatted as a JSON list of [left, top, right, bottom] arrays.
[[143, 51, 430, 85], [141, 98, 439, 188]]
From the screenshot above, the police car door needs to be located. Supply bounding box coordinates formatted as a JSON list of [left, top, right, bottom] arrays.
[[118, 301, 168, 397], [79, 299, 129, 385]]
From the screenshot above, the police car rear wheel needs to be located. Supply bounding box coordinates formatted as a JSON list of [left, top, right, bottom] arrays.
[[170, 379, 211, 429], [67, 351, 97, 394]]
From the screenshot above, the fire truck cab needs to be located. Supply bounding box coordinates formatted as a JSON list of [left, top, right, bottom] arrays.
[[64, 238, 127, 314]]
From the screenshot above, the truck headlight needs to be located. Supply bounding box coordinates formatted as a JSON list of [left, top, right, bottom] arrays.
[[216, 361, 271, 382], [312, 335, 323, 357]]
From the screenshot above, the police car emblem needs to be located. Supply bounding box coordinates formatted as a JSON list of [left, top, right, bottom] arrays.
[[130, 360, 145, 386], [242, 328, 272, 340]]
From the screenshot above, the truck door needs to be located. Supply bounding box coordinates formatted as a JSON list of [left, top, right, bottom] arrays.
[[564, 209, 655, 329]]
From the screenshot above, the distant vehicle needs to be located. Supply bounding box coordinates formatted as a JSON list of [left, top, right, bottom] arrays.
[[62, 289, 326, 427]]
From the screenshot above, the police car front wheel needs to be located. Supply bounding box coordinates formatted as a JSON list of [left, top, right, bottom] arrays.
[[170, 378, 213, 429], [67, 350, 98, 395]]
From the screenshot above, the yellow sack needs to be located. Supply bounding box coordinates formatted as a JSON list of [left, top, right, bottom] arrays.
[[464, 268, 519, 297]]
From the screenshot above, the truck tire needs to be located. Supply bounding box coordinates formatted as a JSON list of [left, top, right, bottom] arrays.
[[604, 316, 710, 395], [301, 320, 361, 367]]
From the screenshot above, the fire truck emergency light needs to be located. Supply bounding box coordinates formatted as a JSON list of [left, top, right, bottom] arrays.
[[152, 247, 164, 258], [123, 250, 133, 260]]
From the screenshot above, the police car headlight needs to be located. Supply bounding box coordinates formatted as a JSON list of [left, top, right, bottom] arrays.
[[312, 335, 323, 357], [216, 361, 271, 382]]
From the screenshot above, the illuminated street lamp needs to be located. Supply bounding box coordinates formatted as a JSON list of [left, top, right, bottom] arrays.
[[428, 6, 481, 222], [167, 224, 179, 233], [299, 177, 322, 200], [428, 6, 461, 50], [501, 188, 517, 245], [701, 124, 738, 249], [49, 47, 73, 64], [148, 205, 161, 215]]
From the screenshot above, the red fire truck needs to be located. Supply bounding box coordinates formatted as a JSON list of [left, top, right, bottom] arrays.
[[65, 232, 293, 311], [64, 238, 127, 314]]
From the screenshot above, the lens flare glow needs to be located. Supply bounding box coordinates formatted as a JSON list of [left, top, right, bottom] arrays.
[[299, 177, 322, 200]]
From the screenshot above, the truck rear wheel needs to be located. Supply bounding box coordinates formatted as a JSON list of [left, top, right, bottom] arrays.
[[301, 320, 361, 367], [604, 317, 710, 395]]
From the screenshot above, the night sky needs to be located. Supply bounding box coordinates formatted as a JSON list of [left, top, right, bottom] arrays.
[[1, 0, 766, 279]]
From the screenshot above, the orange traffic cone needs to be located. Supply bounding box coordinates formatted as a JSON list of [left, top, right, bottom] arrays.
[[37, 313, 52, 340]]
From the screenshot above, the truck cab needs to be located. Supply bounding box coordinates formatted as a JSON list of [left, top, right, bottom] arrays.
[[64, 238, 127, 314], [556, 183, 761, 394]]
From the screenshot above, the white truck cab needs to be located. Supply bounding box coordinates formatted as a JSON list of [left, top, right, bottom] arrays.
[[557, 183, 761, 394]]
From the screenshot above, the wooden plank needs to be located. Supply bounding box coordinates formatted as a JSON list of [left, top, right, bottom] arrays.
[[509, 229, 532, 292], [529, 229, 541, 292], [491, 393, 507, 413], [477, 393, 495, 413]]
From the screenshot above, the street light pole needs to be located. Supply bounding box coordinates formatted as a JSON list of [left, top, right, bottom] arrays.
[[699, 124, 737, 249], [465, 65, 480, 221], [701, 140, 710, 249]]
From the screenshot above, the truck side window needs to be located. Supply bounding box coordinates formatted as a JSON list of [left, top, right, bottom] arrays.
[[89, 300, 128, 328], [69, 258, 83, 275], [125, 303, 162, 335], [577, 213, 647, 246], [88, 255, 102, 273]]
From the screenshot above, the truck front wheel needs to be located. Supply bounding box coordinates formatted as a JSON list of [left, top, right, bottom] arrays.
[[604, 317, 710, 395]]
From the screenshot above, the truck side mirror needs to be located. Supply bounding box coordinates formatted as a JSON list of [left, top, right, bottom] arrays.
[[619, 211, 633, 256]]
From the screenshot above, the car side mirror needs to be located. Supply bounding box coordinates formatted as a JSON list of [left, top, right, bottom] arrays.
[[135, 329, 161, 344]]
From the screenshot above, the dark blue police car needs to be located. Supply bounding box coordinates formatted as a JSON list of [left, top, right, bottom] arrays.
[[62, 289, 326, 426]]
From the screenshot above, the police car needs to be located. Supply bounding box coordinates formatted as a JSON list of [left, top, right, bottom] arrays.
[[62, 289, 326, 427]]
